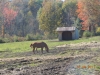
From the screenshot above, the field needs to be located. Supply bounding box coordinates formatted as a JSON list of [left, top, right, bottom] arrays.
[[0, 36, 100, 75]]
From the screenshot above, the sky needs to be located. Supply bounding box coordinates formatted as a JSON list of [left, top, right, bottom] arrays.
[[62, 0, 65, 2]]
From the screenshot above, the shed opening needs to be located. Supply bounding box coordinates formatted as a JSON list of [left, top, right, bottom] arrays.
[[62, 31, 72, 40]]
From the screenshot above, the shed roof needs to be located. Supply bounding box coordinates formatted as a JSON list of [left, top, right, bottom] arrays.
[[56, 27, 76, 31]]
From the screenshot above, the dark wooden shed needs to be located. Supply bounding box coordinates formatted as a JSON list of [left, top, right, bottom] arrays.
[[56, 27, 79, 41]]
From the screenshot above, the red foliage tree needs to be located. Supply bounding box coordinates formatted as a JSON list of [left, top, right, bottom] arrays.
[[3, 7, 17, 26], [1, 5, 18, 37]]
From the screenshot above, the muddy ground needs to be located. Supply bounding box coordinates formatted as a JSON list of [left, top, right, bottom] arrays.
[[0, 41, 100, 75]]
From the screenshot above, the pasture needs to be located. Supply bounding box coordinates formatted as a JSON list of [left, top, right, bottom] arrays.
[[0, 36, 100, 75], [0, 36, 100, 58]]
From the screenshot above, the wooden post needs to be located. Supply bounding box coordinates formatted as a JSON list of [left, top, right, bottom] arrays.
[[58, 31, 62, 41]]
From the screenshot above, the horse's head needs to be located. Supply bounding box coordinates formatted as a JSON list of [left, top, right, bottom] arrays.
[[30, 44, 33, 48]]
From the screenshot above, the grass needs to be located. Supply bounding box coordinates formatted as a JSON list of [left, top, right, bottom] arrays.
[[0, 36, 100, 58]]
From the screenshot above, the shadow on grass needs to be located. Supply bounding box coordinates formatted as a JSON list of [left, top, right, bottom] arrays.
[[0, 50, 11, 53]]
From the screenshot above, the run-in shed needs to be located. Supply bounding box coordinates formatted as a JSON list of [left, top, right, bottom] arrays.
[[56, 27, 79, 41]]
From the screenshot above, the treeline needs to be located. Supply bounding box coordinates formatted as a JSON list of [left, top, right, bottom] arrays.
[[0, 0, 100, 41]]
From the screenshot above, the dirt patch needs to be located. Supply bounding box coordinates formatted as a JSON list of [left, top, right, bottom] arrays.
[[0, 55, 96, 75]]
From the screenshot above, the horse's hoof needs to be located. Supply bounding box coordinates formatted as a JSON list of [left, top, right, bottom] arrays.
[[33, 52, 35, 54]]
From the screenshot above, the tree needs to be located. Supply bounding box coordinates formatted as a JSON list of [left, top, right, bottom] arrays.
[[3, 7, 17, 26], [76, 0, 100, 34], [0, 0, 18, 37], [38, 1, 55, 33], [62, 0, 77, 26], [0, 0, 8, 37], [12, 0, 30, 37], [28, 0, 43, 18], [37, 0, 63, 38], [28, 0, 43, 35], [3, 6, 17, 36]]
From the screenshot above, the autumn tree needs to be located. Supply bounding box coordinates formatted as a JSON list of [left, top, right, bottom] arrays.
[[3, 6, 17, 35], [0, 0, 18, 37], [0, 0, 7, 37], [77, 0, 100, 34], [12, 0, 30, 37], [3, 7, 17, 25]]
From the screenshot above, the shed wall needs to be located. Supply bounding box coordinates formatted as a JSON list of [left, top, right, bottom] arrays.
[[57, 28, 79, 41], [72, 29, 79, 40]]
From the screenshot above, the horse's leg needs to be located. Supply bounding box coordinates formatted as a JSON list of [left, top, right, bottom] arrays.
[[36, 47, 38, 53], [47, 48, 49, 53], [33, 47, 35, 53], [45, 47, 47, 52], [45, 47, 49, 53], [41, 47, 43, 53]]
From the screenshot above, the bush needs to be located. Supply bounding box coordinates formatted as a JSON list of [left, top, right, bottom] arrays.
[[34, 33, 43, 40], [83, 30, 91, 37], [4, 38, 11, 43], [43, 32, 57, 39], [13, 35, 19, 42], [26, 34, 34, 41], [0, 38, 12, 43], [0, 38, 5, 43], [79, 30, 84, 38], [96, 27, 100, 36], [26, 33, 43, 41], [0, 35, 26, 43]]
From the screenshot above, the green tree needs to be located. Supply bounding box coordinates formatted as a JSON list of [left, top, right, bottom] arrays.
[[28, 0, 43, 18], [62, 0, 77, 26], [38, 1, 55, 33], [74, 18, 83, 37], [28, 0, 43, 34], [12, 0, 29, 37], [37, 0, 63, 38]]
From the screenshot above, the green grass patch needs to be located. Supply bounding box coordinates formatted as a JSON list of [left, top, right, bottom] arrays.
[[29, 63, 40, 67], [0, 36, 100, 58], [96, 66, 100, 70]]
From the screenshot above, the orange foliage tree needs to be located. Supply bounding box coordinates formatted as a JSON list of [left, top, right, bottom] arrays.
[[76, 0, 100, 32], [76, 1, 89, 30]]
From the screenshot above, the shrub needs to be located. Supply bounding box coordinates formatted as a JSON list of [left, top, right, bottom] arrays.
[[4, 38, 11, 43], [96, 27, 100, 36], [26, 33, 43, 41], [0, 38, 5, 43], [34, 33, 43, 40], [43, 32, 57, 39], [13, 35, 19, 42], [18, 37, 26, 42], [79, 30, 84, 38], [26, 34, 35, 41], [83, 30, 91, 37]]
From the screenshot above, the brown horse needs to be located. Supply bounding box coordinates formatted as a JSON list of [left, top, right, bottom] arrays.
[[30, 42, 49, 53]]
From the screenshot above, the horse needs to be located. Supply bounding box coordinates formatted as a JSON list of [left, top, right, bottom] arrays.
[[30, 42, 49, 53]]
